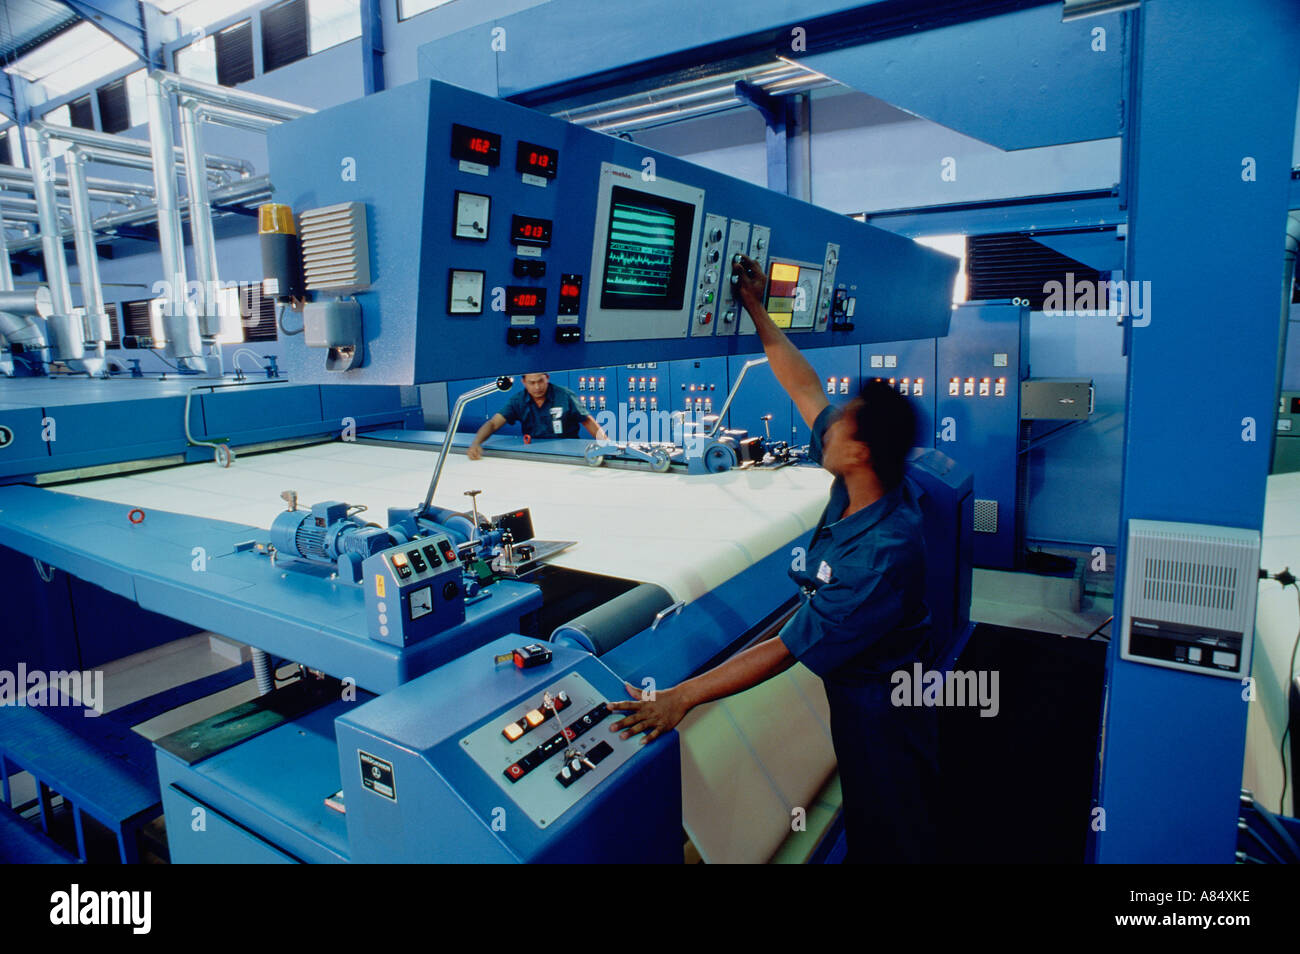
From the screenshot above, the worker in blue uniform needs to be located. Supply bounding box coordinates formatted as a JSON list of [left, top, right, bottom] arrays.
[[467, 372, 606, 459], [608, 254, 940, 863]]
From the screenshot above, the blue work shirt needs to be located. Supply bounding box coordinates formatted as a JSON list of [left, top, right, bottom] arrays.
[[500, 384, 589, 440], [779, 403, 933, 685]]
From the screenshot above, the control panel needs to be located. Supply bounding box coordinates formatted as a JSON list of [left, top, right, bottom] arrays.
[[690, 213, 729, 336], [362, 535, 465, 646], [268, 80, 956, 385], [460, 672, 641, 828]]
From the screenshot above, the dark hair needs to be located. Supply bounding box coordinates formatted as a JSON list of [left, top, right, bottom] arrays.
[[851, 379, 916, 489]]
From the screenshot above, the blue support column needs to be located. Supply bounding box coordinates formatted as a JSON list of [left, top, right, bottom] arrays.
[[1094, 0, 1300, 863], [360, 0, 386, 95], [735, 80, 792, 196]]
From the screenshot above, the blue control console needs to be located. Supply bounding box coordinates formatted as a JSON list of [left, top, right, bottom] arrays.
[[267, 80, 958, 385]]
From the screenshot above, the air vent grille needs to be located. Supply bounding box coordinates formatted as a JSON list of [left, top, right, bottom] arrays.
[[299, 202, 370, 292]]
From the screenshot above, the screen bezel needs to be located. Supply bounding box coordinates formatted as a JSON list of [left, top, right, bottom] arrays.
[[583, 163, 705, 343], [598, 186, 696, 313]]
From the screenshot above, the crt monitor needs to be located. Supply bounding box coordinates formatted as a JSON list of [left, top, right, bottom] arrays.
[[599, 186, 696, 312]]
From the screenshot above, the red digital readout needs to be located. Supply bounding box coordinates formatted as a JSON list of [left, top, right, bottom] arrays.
[[469, 137, 492, 154], [512, 292, 540, 308], [560, 283, 581, 298], [529, 151, 550, 168], [519, 223, 546, 239]]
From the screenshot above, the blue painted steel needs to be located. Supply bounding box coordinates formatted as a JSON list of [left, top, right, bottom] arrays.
[[935, 302, 1028, 569], [336, 636, 682, 862], [865, 192, 1124, 240], [798, 6, 1125, 151], [863, 338, 938, 449], [156, 701, 358, 864], [360, 0, 385, 96], [416, 0, 894, 101], [0, 485, 543, 694], [0, 378, 420, 480], [1095, 0, 1300, 864], [61, 0, 148, 63], [266, 80, 956, 387]]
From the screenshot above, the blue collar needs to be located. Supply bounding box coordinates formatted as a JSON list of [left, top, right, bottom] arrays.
[[824, 481, 904, 542]]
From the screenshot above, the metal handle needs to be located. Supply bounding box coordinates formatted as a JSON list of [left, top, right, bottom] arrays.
[[708, 356, 769, 438], [650, 600, 685, 630], [422, 377, 512, 513]]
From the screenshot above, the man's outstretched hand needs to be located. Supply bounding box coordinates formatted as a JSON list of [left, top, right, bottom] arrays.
[[608, 682, 690, 744], [731, 252, 767, 311]]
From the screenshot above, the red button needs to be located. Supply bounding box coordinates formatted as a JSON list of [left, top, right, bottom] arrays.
[[507, 763, 524, 780]]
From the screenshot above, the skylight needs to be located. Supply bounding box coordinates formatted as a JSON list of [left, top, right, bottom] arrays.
[[3, 22, 139, 100]]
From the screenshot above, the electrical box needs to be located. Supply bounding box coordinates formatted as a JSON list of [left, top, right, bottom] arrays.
[[1120, 520, 1260, 679], [1020, 378, 1094, 420]]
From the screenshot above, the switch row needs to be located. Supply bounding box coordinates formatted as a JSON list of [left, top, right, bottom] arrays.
[[556, 741, 614, 788], [503, 702, 611, 783], [501, 690, 571, 742], [947, 376, 1007, 397]]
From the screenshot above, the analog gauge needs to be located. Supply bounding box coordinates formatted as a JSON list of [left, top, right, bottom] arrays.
[[410, 585, 433, 620], [453, 191, 490, 240], [448, 269, 485, 315]]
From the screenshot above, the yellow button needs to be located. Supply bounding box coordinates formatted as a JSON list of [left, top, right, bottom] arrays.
[[502, 723, 524, 742], [525, 709, 545, 728]]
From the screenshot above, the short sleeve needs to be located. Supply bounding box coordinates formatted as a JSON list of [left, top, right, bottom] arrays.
[[807, 403, 836, 466], [499, 391, 522, 425], [778, 570, 904, 679]]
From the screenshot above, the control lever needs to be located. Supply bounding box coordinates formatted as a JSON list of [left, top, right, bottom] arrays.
[[464, 489, 485, 532], [761, 414, 772, 440]]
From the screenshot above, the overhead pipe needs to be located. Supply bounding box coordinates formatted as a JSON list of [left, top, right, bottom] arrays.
[[0, 220, 51, 367], [2, 174, 273, 254], [0, 162, 154, 199], [41, 123, 252, 179], [178, 98, 222, 342], [154, 70, 315, 122], [65, 149, 112, 358], [22, 125, 83, 368], [144, 71, 202, 369]]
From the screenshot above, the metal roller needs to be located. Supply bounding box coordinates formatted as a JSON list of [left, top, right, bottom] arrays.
[[551, 583, 676, 656]]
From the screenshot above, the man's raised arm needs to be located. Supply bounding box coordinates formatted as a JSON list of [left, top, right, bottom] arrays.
[[731, 254, 829, 427]]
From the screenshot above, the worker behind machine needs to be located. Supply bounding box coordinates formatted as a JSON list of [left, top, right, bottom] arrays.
[[467, 372, 606, 459], [609, 254, 939, 863]]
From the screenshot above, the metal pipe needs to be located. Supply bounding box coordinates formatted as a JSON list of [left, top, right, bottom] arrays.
[[194, 102, 279, 133], [0, 162, 154, 197], [422, 377, 514, 513], [65, 149, 111, 346], [156, 70, 315, 122], [2, 174, 273, 253], [144, 71, 200, 364], [36, 122, 252, 176], [22, 125, 77, 367], [178, 98, 221, 338], [708, 356, 769, 438]]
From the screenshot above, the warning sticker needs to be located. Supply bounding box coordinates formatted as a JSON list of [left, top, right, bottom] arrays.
[[375, 574, 386, 598], [359, 751, 396, 801]]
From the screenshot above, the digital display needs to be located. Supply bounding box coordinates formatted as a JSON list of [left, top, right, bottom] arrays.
[[558, 273, 583, 315], [451, 124, 501, 166], [510, 214, 552, 247], [599, 186, 695, 311], [765, 260, 822, 330], [516, 141, 558, 179], [505, 286, 547, 315]]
